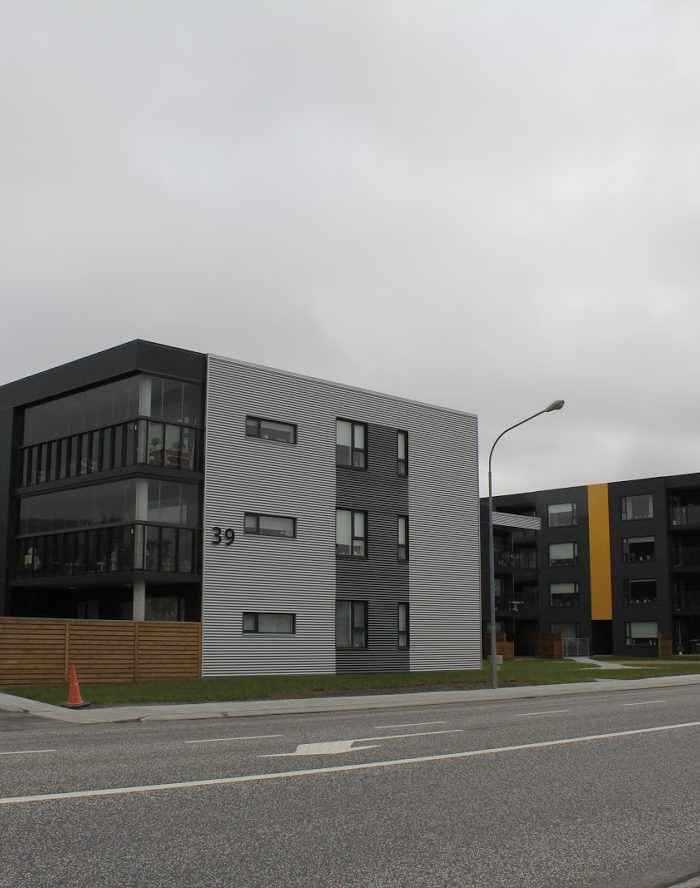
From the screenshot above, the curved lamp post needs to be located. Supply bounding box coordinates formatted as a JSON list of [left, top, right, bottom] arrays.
[[487, 400, 565, 689]]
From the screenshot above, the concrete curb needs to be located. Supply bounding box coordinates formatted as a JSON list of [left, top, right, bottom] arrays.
[[2, 673, 700, 725]]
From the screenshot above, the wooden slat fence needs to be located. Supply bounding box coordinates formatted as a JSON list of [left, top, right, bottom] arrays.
[[0, 617, 202, 684]]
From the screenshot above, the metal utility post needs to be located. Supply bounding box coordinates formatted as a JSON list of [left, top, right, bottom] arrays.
[[487, 400, 565, 689]]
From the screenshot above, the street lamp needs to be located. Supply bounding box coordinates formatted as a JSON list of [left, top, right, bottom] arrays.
[[487, 399, 565, 689]]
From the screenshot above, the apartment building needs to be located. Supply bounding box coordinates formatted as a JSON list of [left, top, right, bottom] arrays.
[[0, 341, 481, 675], [482, 474, 700, 656]]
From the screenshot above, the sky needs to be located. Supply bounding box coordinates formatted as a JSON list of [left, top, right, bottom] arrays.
[[2, 1, 699, 496]]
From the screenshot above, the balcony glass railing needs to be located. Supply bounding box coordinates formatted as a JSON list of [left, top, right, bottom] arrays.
[[671, 505, 700, 526], [495, 550, 538, 569], [673, 547, 700, 567], [13, 524, 199, 578]]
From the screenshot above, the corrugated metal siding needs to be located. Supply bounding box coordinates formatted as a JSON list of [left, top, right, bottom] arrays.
[[492, 511, 541, 530], [336, 422, 409, 673], [408, 406, 481, 670], [202, 357, 337, 676], [203, 354, 480, 675]]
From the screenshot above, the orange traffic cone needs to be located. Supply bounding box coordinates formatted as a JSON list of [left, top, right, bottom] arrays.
[[63, 664, 90, 709]]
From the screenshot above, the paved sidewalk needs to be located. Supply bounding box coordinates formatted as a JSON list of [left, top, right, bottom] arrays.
[[1, 673, 700, 725]]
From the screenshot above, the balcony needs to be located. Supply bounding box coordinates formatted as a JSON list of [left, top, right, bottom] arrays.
[[496, 589, 538, 612], [673, 547, 700, 569], [670, 505, 700, 527], [674, 590, 700, 612], [495, 550, 538, 569]]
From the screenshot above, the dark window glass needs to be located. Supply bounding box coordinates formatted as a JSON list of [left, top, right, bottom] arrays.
[[549, 542, 578, 566], [177, 529, 193, 572], [398, 516, 409, 562], [162, 379, 184, 422], [246, 415, 297, 445], [398, 603, 409, 649], [244, 513, 296, 538], [58, 440, 68, 480], [336, 420, 367, 469], [161, 527, 177, 572], [102, 427, 113, 471], [48, 441, 58, 482], [548, 503, 577, 527], [550, 582, 579, 607], [625, 579, 657, 605], [625, 621, 658, 646], [125, 422, 138, 465], [113, 425, 124, 469], [397, 430, 408, 476], [90, 431, 101, 473], [621, 494, 654, 521], [164, 425, 182, 468], [336, 601, 367, 648], [243, 612, 295, 634], [623, 536, 655, 563], [336, 509, 367, 557], [79, 433, 90, 475], [145, 525, 160, 571], [148, 421, 164, 466], [182, 383, 201, 425], [18, 480, 140, 535], [69, 436, 79, 477], [180, 427, 197, 470]]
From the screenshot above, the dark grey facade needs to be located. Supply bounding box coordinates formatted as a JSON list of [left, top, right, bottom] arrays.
[[336, 421, 409, 673], [482, 472, 700, 656], [0, 341, 206, 622]]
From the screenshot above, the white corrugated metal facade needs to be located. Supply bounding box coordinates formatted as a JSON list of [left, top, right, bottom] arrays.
[[202, 354, 481, 675]]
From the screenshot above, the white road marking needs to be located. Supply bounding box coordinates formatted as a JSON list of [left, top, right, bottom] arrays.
[[261, 729, 463, 758], [514, 710, 571, 718], [4, 719, 700, 806], [0, 749, 56, 757], [622, 700, 666, 707], [185, 735, 283, 744], [374, 721, 447, 729]]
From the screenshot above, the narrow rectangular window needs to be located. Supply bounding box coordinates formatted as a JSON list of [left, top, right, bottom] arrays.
[[397, 430, 408, 476], [336, 419, 367, 469], [398, 515, 409, 562], [244, 513, 296, 538], [398, 602, 409, 649], [336, 600, 367, 648], [245, 415, 297, 445], [336, 509, 367, 557], [243, 612, 295, 634]]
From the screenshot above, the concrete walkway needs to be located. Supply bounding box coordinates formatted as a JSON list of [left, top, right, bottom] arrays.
[[2, 673, 700, 725]]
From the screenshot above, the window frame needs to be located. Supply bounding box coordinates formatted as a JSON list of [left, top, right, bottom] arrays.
[[398, 602, 409, 649], [548, 541, 578, 567], [398, 515, 409, 562], [624, 620, 658, 646], [336, 600, 368, 649], [243, 513, 297, 539], [624, 578, 657, 606], [397, 430, 408, 477], [550, 581, 580, 608], [622, 535, 655, 563], [547, 503, 577, 527], [245, 415, 297, 446], [336, 419, 368, 470], [335, 509, 368, 558], [242, 612, 296, 634], [621, 494, 654, 521]]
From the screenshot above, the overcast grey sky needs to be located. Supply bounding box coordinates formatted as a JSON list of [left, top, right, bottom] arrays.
[[2, 1, 699, 495]]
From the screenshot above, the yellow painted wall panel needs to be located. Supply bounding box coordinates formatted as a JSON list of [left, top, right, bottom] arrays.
[[588, 484, 613, 620]]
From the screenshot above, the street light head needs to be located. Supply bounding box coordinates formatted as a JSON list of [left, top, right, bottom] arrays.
[[545, 399, 565, 412]]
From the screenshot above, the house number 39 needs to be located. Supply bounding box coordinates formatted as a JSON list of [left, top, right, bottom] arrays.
[[212, 527, 235, 546]]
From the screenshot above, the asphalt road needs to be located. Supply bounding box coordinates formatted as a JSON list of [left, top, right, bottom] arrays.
[[2, 685, 700, 888]]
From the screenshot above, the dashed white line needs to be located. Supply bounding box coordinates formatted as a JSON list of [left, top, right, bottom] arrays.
[[185, 735, 283, 744], [0, 749, 56, 757], [622, 700, 666, 707], [373, 721, 447, 729], [514, 710, 571, 718], [4, 719, 700, 806]]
